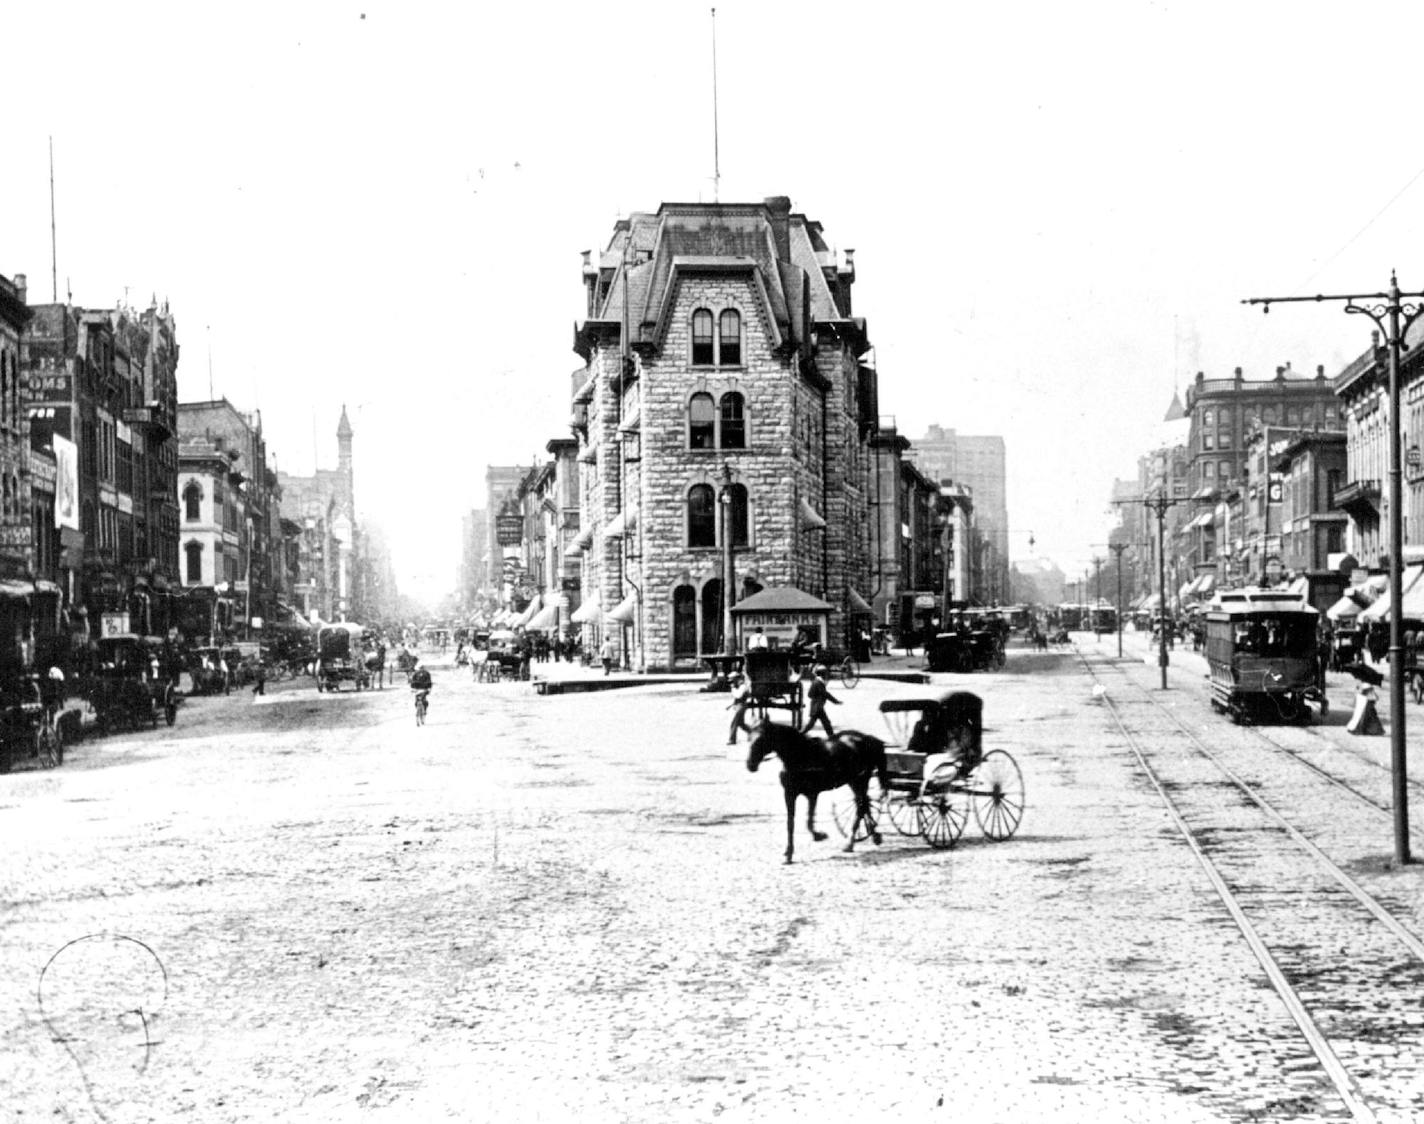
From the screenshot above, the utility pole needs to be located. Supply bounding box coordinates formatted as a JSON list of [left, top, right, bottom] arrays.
[[1243, 273, 1424, 866], [1110, 542, 1129, 659]]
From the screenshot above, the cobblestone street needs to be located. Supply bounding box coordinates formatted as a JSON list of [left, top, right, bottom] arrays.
[[4, 642, 1423, 1122]]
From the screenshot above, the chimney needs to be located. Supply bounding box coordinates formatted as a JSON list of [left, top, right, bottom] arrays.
[[764, 196, 792, 263], [581, 249, 597, 317], [1317, 364, 1325, 379], [13, 274, 25, 305]]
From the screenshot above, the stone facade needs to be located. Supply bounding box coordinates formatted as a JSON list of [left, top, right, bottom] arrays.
[[571, 197, 876, 671]]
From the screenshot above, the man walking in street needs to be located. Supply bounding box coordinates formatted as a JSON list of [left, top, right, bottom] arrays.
[[727, 674, 754, 745], [252, 661, 266, 697], [802, 665, 841, 736], [601, 636, 615, 676]]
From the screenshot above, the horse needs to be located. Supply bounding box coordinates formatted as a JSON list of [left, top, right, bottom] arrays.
[[746, 721, 889, 864]]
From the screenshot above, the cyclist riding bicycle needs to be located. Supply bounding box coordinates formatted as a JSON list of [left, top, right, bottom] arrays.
[[410, 662, 432, 723]]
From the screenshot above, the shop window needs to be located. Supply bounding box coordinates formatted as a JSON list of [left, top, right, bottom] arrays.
[[720, 393, 745, 449], [691, 309, 714, 365], [719, 309, 741, 365], [688, 484, 716, 547]]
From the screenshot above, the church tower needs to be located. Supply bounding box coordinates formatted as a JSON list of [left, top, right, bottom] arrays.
[[336, 404, 354, 520]]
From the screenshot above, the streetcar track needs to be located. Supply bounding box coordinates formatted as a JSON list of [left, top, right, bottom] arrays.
[[1082, 640, 1424, 852], [1074, 645, 1424, 1122]]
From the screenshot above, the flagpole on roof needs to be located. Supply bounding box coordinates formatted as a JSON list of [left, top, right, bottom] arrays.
[[710, 7, 720, 202]]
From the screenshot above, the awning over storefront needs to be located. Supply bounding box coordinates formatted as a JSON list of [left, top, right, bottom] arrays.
[[570, 596, 602, 624], [606, 593, 638, 623], [847, 587, 874, 615], [604, 508, 637, 538], [575, 525, 595, 550], [1359, 564, 1424, 623], [798, 498, 827, 531], [1327, 595, 1363, 621], [526, 602, 560, 630], [516, 595, 543, 625], [1189, 511, 1214, 529]]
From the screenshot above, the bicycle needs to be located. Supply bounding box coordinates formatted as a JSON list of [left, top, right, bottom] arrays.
[[414, 689, 429, 726]]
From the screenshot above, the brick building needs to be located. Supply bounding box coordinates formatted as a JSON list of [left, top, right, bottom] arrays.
[[908, 426, 1009, 602], [22, 298, 180, 639], [570, 196, 876, 671], [0, 274, 32, 581]]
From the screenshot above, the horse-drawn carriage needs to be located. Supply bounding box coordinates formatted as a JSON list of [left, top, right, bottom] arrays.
[[744, 650, 803, 727], [316, 623, 372, 692], [851, 692, 1024, 848], [926, 626, 1005, 673], [91, 635, 178, 732], [187, 645, 229, 695]]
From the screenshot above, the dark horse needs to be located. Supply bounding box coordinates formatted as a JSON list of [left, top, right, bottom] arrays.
[[746, 722, 889, 864]]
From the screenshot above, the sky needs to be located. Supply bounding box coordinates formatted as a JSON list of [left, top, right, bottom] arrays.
[[4, 0, 1424, 595]]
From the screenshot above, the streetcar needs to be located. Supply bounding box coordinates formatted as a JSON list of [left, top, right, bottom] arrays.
[[1203, 589, 1326, 724]]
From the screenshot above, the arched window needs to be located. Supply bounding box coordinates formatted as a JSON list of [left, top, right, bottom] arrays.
[[719, 309, 741, 365], [689, 393, 715, 450], [184, 481, 202, 522], [691, 309, 714, 365], [672, 585, 697, 658], [719, 392, 745, 449], [728, 482, 749, 548], [701, 579, 723, 654], [185, 541, 203, 583], [688, 484, 716, 547]]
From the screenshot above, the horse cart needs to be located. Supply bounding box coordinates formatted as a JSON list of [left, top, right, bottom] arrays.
[[0, 673, 62, 773], [91, 635, 178, 732], [833, 691, 1024, 849], [316, 623, 372, 692], [744, 650, 803, 727]]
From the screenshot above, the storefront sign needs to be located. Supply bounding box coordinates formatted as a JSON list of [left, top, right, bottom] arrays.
[[53, 435, 78, 530], [496, 511, 523, 546], [0, 525, 31, 548], [101, 612, 131, 638]]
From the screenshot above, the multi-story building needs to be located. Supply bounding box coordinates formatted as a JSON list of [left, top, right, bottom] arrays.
[[1181, 365, 1339, 590], [1273, 430, 1348, 579], [276, 408, 355, 622], [570, 195, 876, 671], [908, 426, 1008, 602], [22, 298, 180, 638], [0, 274, 32, 583], [459, 508, 489, 613], [177, 399, 279, 630]]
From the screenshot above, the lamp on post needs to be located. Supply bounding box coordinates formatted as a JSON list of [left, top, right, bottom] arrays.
[[1245, 273, 1424, 866], [719, 462, 737, 660]]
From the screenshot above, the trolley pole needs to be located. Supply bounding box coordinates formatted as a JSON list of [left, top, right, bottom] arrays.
[[1110, 542, 1128, 659], [1244, 274, 1424, 867]]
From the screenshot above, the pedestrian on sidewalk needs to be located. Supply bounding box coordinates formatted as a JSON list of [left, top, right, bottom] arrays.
[[802, 666, 840, 736], [601, 636, 615, 676], [252, 661, 266, 696]]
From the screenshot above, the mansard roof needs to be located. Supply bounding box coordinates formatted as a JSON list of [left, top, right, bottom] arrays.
[[583, 198, 866, 358]]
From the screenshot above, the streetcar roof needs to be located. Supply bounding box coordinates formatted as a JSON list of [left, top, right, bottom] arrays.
[[1205, 589, 1316, 616]]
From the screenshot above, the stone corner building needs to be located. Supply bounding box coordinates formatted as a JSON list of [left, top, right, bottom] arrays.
[[570, 196, 877, 672]]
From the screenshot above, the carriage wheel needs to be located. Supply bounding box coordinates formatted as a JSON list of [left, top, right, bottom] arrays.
[[839, 657, 860, 689], [885, 792, 923, 837], [830, 788, 880, 842], [920, 790, 969, 849], [970, 750, 1024, 841]]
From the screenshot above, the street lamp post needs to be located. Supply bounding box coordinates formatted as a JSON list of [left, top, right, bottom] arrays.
[[1244, 274, 1424, 866], [1110, 543, 1128, 658], [719, 462, 736, 660]]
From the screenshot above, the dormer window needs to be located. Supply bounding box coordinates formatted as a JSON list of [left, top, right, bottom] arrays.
[[692, 309, 715, 365], [719, 310, 741, 365]]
